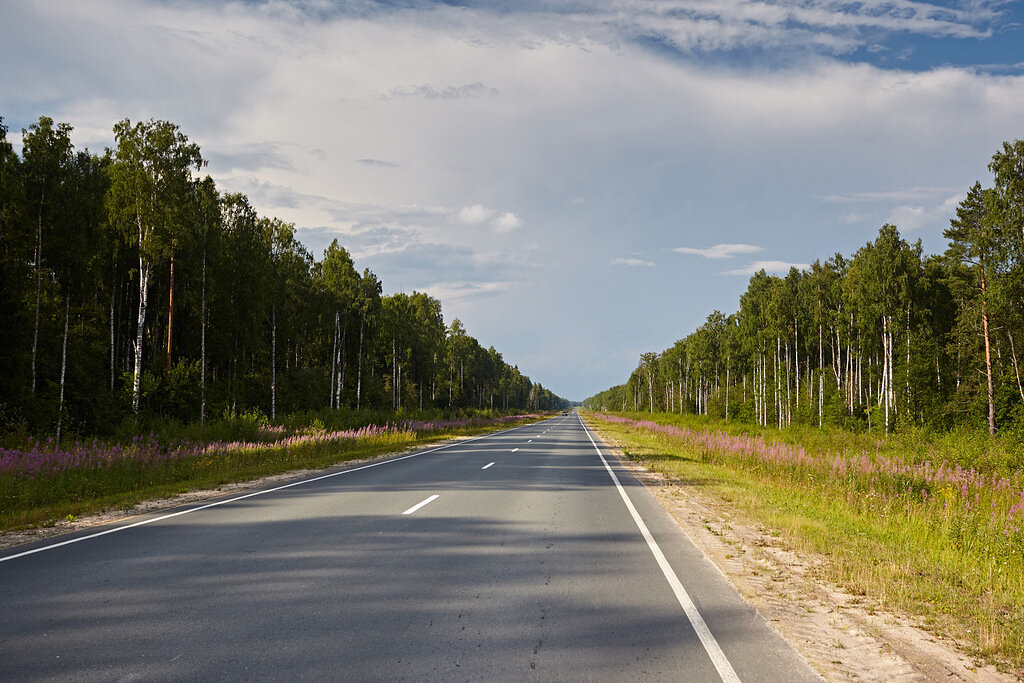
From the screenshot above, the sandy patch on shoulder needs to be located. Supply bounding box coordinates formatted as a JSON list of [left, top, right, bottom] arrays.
[[606, 444, 1015, 682]]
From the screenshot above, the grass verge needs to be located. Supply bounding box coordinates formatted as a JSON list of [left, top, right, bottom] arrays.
[[1, 414, 545, 533], [581, 410, 1024, 676]]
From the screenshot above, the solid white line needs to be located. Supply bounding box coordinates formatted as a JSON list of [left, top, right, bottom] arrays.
[[0, 425, 523, 564], [578, 415, 741, 683], [402, 494, 439, 515], [481, 462, 495, 470]]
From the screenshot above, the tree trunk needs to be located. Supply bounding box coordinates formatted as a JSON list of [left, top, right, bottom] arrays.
[[981, 267, 996, 435], [776, 337, 782, 430], [818, 322, 823, 427], [31, 199, 44, 396], [648, 372, 653, 413], [166, 240, 175, 373], [132, 253, 150, 415], [271, 305, 277, 421], [200, 250, 207, 425], [339, 319, 347, 408], [357, 315, 364, 410], [1007, 330, 1024, 403], [109, 278, 116, 393], [56, 294, 70, 445], [906, 303, 911, 416], [794, 318, 799, 406], [883, 315, 890, 434], [330, 311, 338, 409], [725, 360, 730, 421]]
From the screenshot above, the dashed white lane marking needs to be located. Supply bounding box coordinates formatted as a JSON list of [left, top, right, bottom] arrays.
[[579, 415, 741, 683], [402, 494, 439, 515], [511, 448, 519, 452], [481, 462, 495, 470], [0, 425, 521, 564]]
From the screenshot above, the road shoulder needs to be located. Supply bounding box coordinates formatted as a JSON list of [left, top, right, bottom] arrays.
[[601, 440, 1014, 682]]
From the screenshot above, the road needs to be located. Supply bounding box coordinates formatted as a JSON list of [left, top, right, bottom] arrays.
[[0, 414, 820, 681]]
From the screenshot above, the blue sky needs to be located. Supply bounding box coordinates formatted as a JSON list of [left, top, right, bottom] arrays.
[[3, 0, 1024, 400]]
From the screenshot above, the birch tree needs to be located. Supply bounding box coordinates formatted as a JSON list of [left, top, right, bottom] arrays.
[[107, 119, 202, 414]]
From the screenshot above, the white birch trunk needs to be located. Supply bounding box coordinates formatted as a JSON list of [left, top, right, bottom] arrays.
[[31, 198, 43, 396], [1007, 331, 1024, 403], [271, 305, 277, 421], [200, 250, 207, 425], [56, 295, 70, 445], [109, 280, 116, 393], [356, 315, 364, 410], [330, 311, 338, 409], [132, 249, 150, 415]]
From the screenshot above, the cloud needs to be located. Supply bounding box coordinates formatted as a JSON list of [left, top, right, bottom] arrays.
[[674, 243, 765, 259], [355, 158, 398, 168], [420, 280, 511, 306], [722, 260, 810, 275], [492, 212, 522, 232], [592, 0, 1002, 59], [820, 186, 961, 203], [458, 204, 497, 225], [886, 192, 964, 231], [8, 0, 1023, 400], [384, 82, 499, 100]]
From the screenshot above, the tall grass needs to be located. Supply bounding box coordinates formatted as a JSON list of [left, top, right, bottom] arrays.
[[584, 410, 1024, 673]]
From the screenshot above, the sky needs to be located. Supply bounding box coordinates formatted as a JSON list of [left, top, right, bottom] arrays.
[[3, 0, 1024, 401]]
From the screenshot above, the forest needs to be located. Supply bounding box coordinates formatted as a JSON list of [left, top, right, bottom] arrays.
[[586, 138, 1024, 436], [0, 115, 567, 442]]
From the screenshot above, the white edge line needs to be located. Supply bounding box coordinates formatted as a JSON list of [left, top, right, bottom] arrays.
[[481, 462, 495, 470], [402, 494, 439, 515], [578, 414, 741, 683], [0, 423, 530, 564]]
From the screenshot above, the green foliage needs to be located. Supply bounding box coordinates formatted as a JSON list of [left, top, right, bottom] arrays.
[[587, 138, 1024, 438], [0, 114, 568, 443]]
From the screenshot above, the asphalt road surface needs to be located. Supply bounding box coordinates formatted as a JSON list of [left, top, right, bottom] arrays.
[[0, 414, 821, 681]]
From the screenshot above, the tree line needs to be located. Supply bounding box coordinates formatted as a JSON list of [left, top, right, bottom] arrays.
[[585, 139, 1024, 435], [0, 115, 567, 438]]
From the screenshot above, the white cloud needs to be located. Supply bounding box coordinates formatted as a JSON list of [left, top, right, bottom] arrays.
[[611, 258, 655, 267], [886, 192, 964, 231], [674, 243, 765, 259], [722, 260, 810, 275], [383, 82, 499, 100], [6, 0, 1023, 399], [820, 186, 961, 203], [492, 212, 523, 233], [458, 204, 497, 226]]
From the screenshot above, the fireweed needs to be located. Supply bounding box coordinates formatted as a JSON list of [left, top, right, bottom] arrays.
[[587, 411, 1024, 669], [588, 413, 1023, 564], [1, 414, 540, 480], [0, 414, 541, 524]]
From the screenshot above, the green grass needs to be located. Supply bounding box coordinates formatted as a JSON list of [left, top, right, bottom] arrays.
[[583, 410, 1024, 676]]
